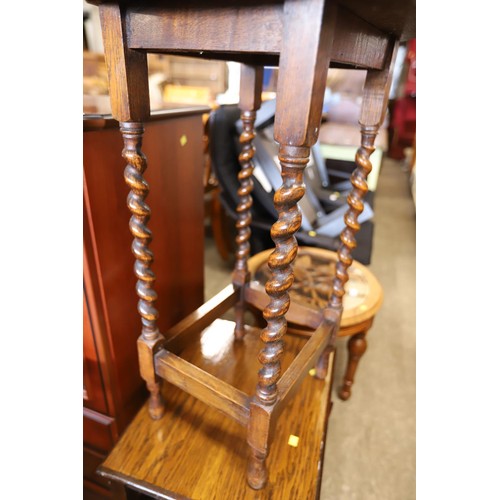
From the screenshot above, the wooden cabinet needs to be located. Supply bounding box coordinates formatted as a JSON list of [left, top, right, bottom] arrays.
[[83, 106, 209, 498]]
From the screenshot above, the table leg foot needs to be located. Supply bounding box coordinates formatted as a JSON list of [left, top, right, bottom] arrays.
[[338, 332, 367, 401]]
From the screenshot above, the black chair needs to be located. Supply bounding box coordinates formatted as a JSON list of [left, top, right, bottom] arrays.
[[208, 104, 376, 264]]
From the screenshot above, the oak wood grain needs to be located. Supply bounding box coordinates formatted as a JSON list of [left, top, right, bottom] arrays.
[[99, 320, 334, 499], [99, 4, 150, 121], [123, 3, 390, 69], [88, 0, 415, 41], [85, 0, 414, 493], [155, 349, 250, 425]]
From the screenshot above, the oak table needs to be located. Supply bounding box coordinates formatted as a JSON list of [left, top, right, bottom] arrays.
[[88, 0, 415, 493]]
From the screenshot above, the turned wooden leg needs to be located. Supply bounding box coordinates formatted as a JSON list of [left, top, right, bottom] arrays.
[[247, 447, 268, 490], [247, 0, 337, 489], [339, 332, 367, 400], [234, 298, 247, 341], [99, 6, 164, 420], [315, 346, 334, 380], [256, 144, 310, 405], [233, 65, 263, 341], [122, 122, 165, 420], [247, 403, 273, 490], [318, 39, 401, 377], [248, 144, 312, 485]]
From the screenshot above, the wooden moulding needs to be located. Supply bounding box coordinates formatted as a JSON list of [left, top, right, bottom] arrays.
[[125, 4, 389, 70]]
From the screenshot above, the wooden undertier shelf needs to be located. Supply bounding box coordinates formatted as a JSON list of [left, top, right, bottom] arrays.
[[157, 284, 334, 427], [99, 318, 335, 499]]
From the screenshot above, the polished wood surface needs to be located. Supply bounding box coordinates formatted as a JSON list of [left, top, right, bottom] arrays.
[[99, 320, 334, 500], [83, 106, 212, 130]]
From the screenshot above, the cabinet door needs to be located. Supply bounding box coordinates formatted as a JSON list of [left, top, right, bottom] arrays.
[[83, 289, 108, 414]]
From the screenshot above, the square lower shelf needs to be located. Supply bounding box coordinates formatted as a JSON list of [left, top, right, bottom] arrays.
[[98, 319, 335, 499]]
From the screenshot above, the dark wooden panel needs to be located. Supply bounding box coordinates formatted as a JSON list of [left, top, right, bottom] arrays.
[[84, 180, 119, 419], [83, 290, 109, 414], [84, 446, 114, 493], [83, 111, 206, 431], [127, 2, 283, 53], [83, 480, 113, 500], [83, 408, 119, 454]]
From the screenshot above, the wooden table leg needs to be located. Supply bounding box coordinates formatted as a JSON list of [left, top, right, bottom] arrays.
[[122, 122, 166, 420], [100, 4, 166, 420], [339, 331, 367, 400], [316, 38, 400, 381], [246, 0, 337, 489], [233, 65, 263, 340]]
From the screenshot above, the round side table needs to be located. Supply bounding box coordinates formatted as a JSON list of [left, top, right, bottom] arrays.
[[248, 246, 383, 400]]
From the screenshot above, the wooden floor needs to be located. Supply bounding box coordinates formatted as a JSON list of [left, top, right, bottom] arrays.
[[99, 319, 335, 500]]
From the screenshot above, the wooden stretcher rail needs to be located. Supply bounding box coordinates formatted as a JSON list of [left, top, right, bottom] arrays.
[[277, 320, 334, 413], [155, 350, 251, 426]]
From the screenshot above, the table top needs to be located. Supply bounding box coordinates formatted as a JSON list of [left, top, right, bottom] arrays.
[[99, 320, 334, 499], [87, 0, 415, 42]]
